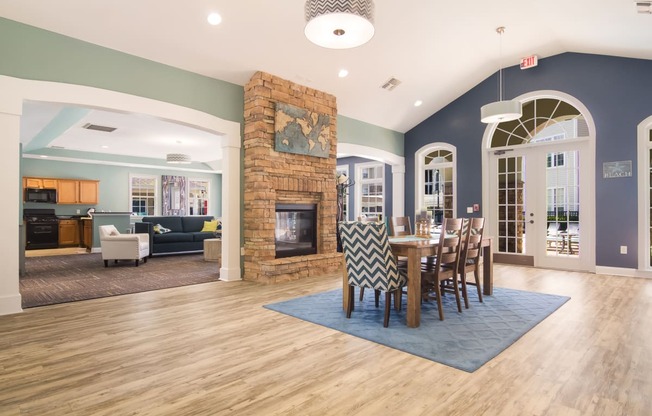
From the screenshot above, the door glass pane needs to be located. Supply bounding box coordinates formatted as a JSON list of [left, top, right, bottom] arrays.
[[497, 156, 525, 253], [546, 150, 579, 257]]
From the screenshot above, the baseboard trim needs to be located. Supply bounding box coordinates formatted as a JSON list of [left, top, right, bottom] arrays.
[[0, 294, 23, 316], [219, 266, 242, 281], [595, 266, 652, 279]]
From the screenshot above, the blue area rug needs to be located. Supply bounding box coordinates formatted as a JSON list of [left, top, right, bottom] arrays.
[[264, 287, 570, 372]]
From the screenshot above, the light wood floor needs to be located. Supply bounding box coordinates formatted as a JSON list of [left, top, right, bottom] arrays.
[[1, 265, 650, 415]]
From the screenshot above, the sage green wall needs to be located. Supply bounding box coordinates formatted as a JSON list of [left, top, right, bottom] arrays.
[[337, 115, 404, 156], [22, 158, 221, 217], [0, 17, 244, 124]]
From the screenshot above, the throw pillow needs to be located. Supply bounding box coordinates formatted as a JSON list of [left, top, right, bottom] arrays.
[[153, 224, 172, 234], [201, 220, 218, 232]]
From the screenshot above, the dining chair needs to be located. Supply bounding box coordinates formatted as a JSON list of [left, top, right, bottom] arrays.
[[389, 216, 412, 237], [339, 221, 407, 327], [457, 217, 485, 308], [420, 218, 464, 320]]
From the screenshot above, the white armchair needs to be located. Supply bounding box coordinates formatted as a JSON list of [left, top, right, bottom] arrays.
[[98, 225, 150, 267]]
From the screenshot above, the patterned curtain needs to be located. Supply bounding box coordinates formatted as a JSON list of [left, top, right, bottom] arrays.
[[162, 175, 187, 216]]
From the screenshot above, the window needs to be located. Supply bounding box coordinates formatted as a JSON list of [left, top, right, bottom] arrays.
[[415, 145, 455, 226], [129, 174, 158, 216], [547, 152, 565, 168], [356, 162, 384, 219], [188, 179, 210, 215], [336, 165, 350, 221]]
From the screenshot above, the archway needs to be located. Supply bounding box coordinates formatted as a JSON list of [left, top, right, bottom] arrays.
[[0, 75, 242, 315]]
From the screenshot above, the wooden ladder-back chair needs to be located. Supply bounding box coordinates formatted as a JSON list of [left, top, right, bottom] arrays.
[[458, 217, 485, 308], [339, 221, 407, 327], [389, 216, 412, 237], [421, 218, 464, 320]]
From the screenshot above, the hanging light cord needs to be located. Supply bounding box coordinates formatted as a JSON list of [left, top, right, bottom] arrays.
[[497, 26, 505, 102]]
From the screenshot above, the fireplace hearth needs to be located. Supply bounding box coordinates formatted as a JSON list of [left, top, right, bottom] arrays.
[[275, 204, 317, 258]]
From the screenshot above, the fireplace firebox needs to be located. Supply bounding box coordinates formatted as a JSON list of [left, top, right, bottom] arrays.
[[275, 204, 317, 258]]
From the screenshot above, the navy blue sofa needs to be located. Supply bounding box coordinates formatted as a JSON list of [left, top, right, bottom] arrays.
[[134, 216, 217, 256]]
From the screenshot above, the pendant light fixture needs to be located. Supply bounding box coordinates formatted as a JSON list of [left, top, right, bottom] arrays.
[[480, 26, 522, 124], [304, 0, 375, 49], [166, 153, 192, 164]]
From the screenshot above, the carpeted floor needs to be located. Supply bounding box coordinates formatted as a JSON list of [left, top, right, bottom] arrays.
[[265, 287, 570, 372], [21, 253, 220, 308]]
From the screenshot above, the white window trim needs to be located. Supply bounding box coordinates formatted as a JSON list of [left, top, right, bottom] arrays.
[[355, 161, 385, 219], [414, 142, 457, 219], [128, 173, 160, 217], [336, 164, 350, 221], [637, 116, 652, 272]]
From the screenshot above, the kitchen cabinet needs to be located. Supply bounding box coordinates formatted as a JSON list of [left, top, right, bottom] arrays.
[[58, 219, 80, 246], [82, 219, 93, 250], [57, 180, 99, 205], [23, 177, 58, 189]]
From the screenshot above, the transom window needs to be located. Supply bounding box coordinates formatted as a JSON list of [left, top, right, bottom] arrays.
[[491, 98, 588, 148]]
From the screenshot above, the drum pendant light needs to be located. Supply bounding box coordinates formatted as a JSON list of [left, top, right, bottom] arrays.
[[480, 26, 522, 123]]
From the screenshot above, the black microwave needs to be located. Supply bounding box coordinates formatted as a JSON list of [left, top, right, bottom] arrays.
[[25, 188, 57, 203]]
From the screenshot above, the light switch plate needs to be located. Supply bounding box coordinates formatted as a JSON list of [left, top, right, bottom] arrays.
[[466, 207, 473, 214], [620, 246, 627, 254]]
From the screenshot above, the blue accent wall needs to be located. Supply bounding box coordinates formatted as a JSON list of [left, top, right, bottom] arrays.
[[337, 157, 393, 220], [406, 52, 652, 269]]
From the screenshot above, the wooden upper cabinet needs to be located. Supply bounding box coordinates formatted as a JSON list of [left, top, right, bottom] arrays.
[[23, 177, 58, 189], [79, 180, 99, 205], [57, 180, 79, 204], [23, 176, 99, 204], [57, 179, 99, 205]]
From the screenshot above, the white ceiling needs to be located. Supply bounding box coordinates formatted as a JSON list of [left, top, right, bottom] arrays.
[[20, 101, 222, 164], [2, 0, 652, 142]]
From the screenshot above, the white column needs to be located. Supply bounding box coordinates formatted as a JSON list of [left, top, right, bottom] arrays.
[[219, 132, 242, 281], [0, 102, 23, 315], [392, 164, 405, 217]]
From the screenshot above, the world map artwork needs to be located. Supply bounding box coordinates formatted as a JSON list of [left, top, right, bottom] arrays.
[[274, 102, 330, 158]]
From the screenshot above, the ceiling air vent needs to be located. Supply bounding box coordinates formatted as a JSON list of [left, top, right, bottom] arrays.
[[82, 123, 117, 133], [636, 1, 652, 13], [380, 77, 402, 91]]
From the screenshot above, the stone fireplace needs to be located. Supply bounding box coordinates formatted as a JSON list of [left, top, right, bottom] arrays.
[[243, 72, 341, 283]]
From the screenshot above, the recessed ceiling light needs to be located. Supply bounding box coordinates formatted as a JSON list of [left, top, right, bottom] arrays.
[[101, 145, 109, 149], [39, 155, 48, 158], [414, 100, 423, 107], [338, 69, 349, 78], [207, 12, 222, 26]]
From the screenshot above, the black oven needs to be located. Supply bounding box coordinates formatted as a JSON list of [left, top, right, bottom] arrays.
[[25, 187, 57, 203], [24, 208, 59, 249]]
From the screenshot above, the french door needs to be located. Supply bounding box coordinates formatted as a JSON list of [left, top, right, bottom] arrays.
[[488, 140, 592, 271]]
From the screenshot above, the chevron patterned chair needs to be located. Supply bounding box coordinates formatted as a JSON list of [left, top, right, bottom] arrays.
[[339, 221, 407, 327]]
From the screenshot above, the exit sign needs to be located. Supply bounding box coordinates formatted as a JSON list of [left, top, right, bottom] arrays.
[[520, 55, 538, 70]]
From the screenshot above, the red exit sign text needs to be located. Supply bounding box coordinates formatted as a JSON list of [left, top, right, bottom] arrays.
[[520, 55, 538, 70]]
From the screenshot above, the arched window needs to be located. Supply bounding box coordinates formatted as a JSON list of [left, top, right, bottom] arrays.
[[490, 98, 589, 148], [415, 143, 456, 225]]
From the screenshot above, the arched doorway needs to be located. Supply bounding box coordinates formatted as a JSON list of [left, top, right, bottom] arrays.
[[482, 91, 595, 271], [0, 75, 242, 315]]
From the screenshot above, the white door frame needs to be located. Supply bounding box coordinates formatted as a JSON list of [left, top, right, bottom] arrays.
[[481, 90, 596, 272], [637, 116, 652, 272]]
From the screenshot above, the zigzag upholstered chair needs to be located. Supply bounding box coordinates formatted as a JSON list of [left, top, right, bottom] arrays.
[[339, 221, 407, 327]]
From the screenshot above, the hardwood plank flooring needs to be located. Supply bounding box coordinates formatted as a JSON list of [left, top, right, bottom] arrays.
[[0, 265, 650, 415]]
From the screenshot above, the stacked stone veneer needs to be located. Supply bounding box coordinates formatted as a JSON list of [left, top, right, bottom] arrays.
[[243, 72, 341, 283]]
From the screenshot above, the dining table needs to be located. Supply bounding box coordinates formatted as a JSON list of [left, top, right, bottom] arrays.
[[342, 234, 494, 328]]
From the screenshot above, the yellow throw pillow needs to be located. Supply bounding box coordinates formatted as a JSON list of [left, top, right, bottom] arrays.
[[201, 220, 218, 232]]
